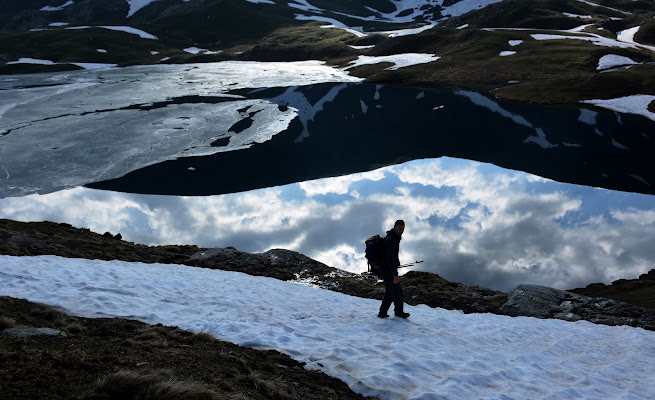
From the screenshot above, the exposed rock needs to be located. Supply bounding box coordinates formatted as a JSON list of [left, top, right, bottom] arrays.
[[3, 327, 67, 337], [640, 269, 655, 280], [569, 268, 655, 311], [189, 247, 344, 281], [501, 284, 655, 330]]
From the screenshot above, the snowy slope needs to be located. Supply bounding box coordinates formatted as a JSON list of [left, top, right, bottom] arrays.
[[126, 0, 160, 18], [2, 255, 654, 400]]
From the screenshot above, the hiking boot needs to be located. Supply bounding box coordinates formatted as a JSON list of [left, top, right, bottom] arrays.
[[377, 313, 389, 318], [395, 312, 410, 318]]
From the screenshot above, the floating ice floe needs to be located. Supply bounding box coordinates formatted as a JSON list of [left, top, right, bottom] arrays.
[[597, 54, 638, 71], [344, 53, 440, 71]]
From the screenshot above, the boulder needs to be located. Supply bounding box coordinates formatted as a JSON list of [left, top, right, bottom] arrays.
[[500, 284, 588, 320], [3, 327, 67, 337], [501, 284, 655, 330]]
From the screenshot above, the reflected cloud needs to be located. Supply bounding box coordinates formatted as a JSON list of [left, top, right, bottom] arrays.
[[2, 157, 654, 292]]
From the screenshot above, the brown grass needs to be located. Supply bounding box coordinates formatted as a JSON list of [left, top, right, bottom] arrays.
[[0, 296, 374, 400]]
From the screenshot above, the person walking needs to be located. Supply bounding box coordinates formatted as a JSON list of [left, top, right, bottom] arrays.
[[378, 219, 410, 319]]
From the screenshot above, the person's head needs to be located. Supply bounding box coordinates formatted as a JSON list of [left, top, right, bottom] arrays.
[[393, 219, 405, 236]]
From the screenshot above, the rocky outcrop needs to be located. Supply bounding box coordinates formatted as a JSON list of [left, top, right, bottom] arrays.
[[188, 247, 346, 281], [569, 269, 655, 312], [501, 284, 655, 331]]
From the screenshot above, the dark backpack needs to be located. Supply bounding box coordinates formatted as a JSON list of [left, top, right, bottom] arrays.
[[364, 234, 386, 277]]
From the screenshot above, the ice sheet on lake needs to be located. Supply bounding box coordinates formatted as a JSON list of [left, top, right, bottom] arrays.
[[0, 61, 362, 198]]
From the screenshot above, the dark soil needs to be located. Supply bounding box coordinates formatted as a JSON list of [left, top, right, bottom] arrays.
[[0, 297, 374, 400]]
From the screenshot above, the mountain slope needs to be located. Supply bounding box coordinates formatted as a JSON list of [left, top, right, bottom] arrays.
[[1, 0, 653, 105]]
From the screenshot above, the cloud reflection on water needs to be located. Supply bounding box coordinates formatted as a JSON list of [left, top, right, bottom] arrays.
[[2, 157, 654, 292]]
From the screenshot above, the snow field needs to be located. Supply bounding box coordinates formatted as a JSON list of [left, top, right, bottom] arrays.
[[2, 255, 654, 400], [597, 54, 638, 70], [344, 54, 440, 71], [582, 95, 655, 122]]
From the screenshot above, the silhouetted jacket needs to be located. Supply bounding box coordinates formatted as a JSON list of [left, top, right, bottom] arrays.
[[384, 229, 401, 277]]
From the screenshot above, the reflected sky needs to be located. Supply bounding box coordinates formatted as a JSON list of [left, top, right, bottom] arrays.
[[2, 156, 654, 292]]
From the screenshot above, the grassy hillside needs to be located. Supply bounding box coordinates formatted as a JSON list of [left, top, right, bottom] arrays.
[[0, 0, 654, 104]]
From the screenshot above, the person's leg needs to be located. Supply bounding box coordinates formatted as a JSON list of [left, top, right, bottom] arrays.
[[378, 276, 393, 317], [392, 282, 409, 318]]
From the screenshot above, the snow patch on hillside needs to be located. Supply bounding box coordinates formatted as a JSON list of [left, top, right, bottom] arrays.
[[531, 33, 640, 50], [127, 0, 160, 18], [293, 0, 503, 37], [617, 26, 640, 44], [41, 1, 74, 11], [344, 54, 440, 71], [65, 25, 158, 39], [597, 54, 638, 71], [2, 255, 654, 400], [583, 95, 655, 122], [441, 0, 504, 17]]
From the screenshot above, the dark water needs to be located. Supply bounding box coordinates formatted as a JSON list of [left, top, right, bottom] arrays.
[[88, 82, 655, 196]]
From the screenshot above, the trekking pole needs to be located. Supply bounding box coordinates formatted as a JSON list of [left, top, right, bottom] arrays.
[[398, 260, 424, 268]]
